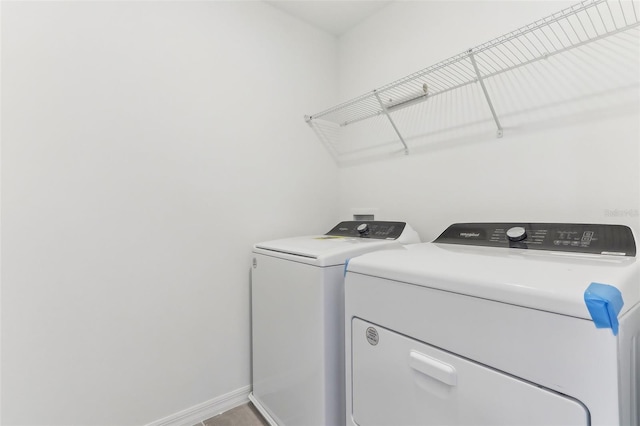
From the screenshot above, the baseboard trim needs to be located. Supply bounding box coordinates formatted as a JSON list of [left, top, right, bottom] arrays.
[[146, 385, 251, 426], [248, 393, 277, 426]]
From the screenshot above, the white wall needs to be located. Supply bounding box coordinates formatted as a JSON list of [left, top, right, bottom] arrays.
[[3, 1, 638, 425], [337, 1, 640, 242], [1, 2, 338, 425]]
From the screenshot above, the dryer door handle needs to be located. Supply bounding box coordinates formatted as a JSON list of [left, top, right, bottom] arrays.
[[409, 350, 457, 386]]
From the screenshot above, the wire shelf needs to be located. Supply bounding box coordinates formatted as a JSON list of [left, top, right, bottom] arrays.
[[306, 0, 640, 163]]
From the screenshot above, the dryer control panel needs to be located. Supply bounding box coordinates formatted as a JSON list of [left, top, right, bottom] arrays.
[[435, 222, 636, 256], [326, 221, 407, 240]]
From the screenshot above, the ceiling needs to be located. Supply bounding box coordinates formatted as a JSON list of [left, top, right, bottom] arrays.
[[265, 1, 394, 37]]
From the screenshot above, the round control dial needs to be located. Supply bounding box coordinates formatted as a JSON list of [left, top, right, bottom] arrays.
[[357, 223, 369, 234], [506, 226, 527, 242]]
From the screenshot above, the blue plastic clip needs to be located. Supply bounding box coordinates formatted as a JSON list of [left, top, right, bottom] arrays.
[[584, 282, 624, 336], [344, 258, 351, 277]]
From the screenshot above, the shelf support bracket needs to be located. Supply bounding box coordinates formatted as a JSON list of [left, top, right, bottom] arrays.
[[468, 49, 503, 138], [373, 90, 409, 155]]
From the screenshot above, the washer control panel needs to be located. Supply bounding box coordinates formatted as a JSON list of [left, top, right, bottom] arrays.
[[435, 222, 636, 256], [326, 221, 407, 240]]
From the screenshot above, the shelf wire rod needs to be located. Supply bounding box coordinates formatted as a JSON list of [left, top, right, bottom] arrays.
[[484, 46, 514, 71], [556, 15, 575, 44], [595, 2, 610, 32], [351, 98, 380, 112], [336, 111, 382, 128], [501, 39, 529, 65], [547, 21, 569, 49], [470, 0, 603, 57], [423, 73, 451, 91], [333, 94, 378, 117], [631, 0, 638, 21], [387, 85, 419, 100], [392, 89, 426, 106], [332, 110, 357, 125], [373, 90, 409, 154], [475, 52, 501, 74], [380, 52, 470, 93], [468, 50, 503, 137], [465, 60, 484, 77], [529, 27, 554, 55], [393, 83, 422, 99], [387, 85, 410, 97], [432, 79, 452, 92], [432, 66, 466, 87], [404, 84, 427, 98], [381, 91, 416, 110], [434, 68, 467, 89], [337, 105, 379, 126], [574, 9, 591, 39], [565, 15, 584, 42], [482, 51, 509, 75], [514, 33, 539, 59], [478, 20, 640, 83], [388, 81, 427, 101], [450, 60, 480, 81], [308, 0, 639, 130], [439, 64, 473, 86], [432, 65, 465, 85], [384, 79, 476, 116], [584, 6, 601, 36], [411, 55, 472, 88], [475, 59, 499, 78], [421, 80, 446, 94], [336, 105, 364, 120], [381, 91, 405, 107], [495, 42, 522, 67], [425, 73, 452, 92], [605, 0, 619, 29], [539, 25, 562, 52], [343, 104, 380, 122], [482, 45, 509, 70], [311, 91, 378, 121], [384, 94, 429, 114], [484, 12, 638, 82], [340, 98, 408, 127], [618, 0, 629, 26], [350, 99, 380, 115]]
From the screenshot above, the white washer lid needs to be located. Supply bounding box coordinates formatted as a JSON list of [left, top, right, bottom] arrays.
[[346, 242, 639, 319], [254, 236, 404, 267]]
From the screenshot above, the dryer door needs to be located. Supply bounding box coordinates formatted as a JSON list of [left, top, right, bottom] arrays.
[[351, 319, 588, 426]]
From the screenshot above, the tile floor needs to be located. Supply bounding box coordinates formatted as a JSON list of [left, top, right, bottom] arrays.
[[198, 402, 269, 426]]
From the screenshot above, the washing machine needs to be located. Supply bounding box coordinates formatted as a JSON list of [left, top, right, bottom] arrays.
[[249, 221, 420, 426], [344, 222, 639, 426]]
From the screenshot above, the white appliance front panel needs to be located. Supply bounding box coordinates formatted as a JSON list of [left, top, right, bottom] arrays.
[[351, 318, 588, 426], [254, 236, 405, 267], [251, 253, 344, 426], [344, 273, 621, 425], [346, 242, 638, 319]]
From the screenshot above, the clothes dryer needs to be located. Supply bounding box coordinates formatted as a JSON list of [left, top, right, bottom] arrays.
[[345, 222, 639, 426], [250, 221, 420, 426]]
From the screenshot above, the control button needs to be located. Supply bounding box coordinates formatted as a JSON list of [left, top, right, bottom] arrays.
[[506, 226, 527, 242], [357, 223, 369, 235]]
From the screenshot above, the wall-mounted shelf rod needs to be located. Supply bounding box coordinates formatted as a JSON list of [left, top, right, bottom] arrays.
[[305, 0, 639, 163]]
